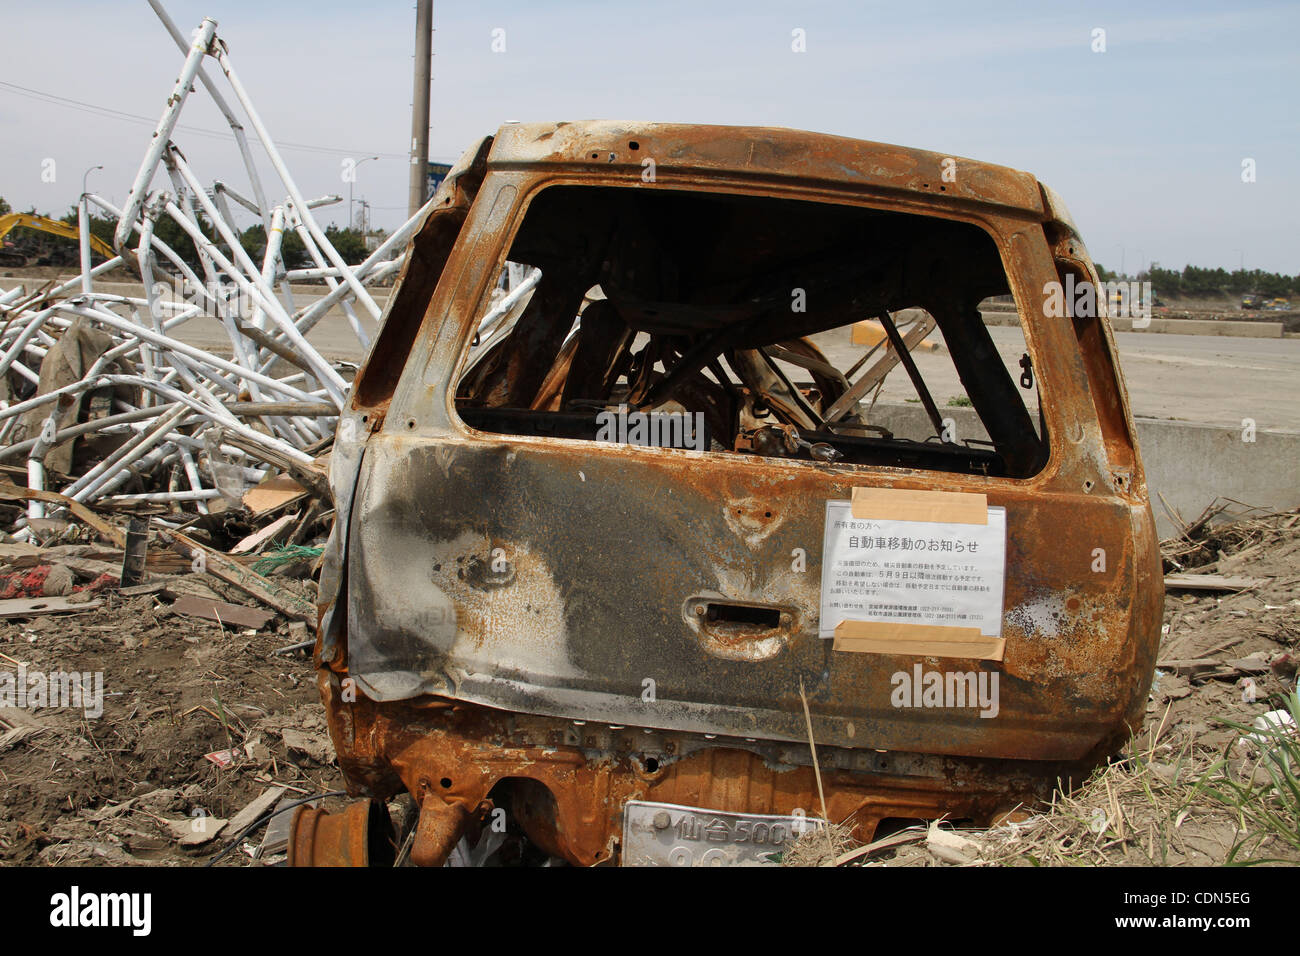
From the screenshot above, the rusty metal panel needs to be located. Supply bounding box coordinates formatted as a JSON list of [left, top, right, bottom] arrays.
[[342, 439, 1155, 761], [310, 122, 1163, 865]]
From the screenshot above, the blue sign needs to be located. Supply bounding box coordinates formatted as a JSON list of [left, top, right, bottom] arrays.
[[427, 161, 453, 196]]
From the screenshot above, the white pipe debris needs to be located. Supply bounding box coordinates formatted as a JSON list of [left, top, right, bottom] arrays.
[[0, 5, 429, 535]]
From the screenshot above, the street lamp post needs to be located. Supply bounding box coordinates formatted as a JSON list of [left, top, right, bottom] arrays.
[[349, 156, 379, 231], [80, 164, 104, 294]]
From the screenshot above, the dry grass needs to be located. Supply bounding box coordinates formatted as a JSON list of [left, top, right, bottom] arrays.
[[972, 707, 1298, 866], [779, 821, 857, 867], [1160, 498, 1300, 572], [972, 730, 1242, 867], [816, 700, 1300, 867]]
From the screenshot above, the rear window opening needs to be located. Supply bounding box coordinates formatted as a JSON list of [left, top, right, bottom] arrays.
[[455, 185, 1048, 478]]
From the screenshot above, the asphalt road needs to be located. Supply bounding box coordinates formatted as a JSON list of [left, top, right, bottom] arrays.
[[813, 325, 1300, 432], [5, 277, 1297, 430]]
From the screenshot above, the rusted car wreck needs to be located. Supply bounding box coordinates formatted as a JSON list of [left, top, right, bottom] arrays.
[[292, 121, 1164, 866]]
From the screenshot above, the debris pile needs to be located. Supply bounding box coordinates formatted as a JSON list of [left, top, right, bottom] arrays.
[[0, 6, 435, 620], [779, 505, 1300, 866]]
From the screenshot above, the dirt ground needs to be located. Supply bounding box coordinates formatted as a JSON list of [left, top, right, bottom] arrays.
[[1, 506, 1297, 867], [0, 565, 343, 866]]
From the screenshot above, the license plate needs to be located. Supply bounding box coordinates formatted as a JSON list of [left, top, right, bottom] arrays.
[[621, 800, 823, 866]]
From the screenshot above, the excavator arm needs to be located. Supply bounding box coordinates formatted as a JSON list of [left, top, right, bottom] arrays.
[[0, 213, 116, 263]]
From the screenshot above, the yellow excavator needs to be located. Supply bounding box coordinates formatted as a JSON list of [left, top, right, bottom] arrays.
[[0, 213, 115, 267]]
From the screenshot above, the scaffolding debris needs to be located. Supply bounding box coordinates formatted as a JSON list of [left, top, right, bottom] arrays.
[[0, 5, 433, 566]]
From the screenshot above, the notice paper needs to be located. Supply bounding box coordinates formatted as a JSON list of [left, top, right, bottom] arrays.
[[819, 499, 1007, 640]]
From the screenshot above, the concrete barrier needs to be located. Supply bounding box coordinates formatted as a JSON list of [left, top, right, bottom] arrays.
[[864, 402, 1299, 538], [1131, 418, 1298, 535], [1122, 317, 1284, 337], [978, 310, 1283, 337]]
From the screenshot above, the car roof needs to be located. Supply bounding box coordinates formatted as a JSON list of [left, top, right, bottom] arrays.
[[488, 121, 1050, 219]]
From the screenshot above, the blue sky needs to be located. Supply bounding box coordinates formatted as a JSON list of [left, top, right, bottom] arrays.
[[2, 0, 1295, 273]]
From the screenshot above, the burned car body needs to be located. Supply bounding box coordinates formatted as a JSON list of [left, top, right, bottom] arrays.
[[299, 122, 1163, 866]]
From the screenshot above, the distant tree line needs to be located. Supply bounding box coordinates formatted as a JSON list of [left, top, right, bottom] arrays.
[[1095, 262, 1297, 298]]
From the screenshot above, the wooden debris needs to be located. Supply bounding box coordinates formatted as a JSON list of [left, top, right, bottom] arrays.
[[156, 528, 315, 621], [242, 474, 309, 516], [0, 543, 45, 563], [0, 595, 103, 618], [230, 513, 297, 555], [1156, 655, 1271, 682], [119, 581, 169, 598], [226, 786, 287, 836], [0, 484, 127, 547], [259, 795, 302, 858], [1155, 658, 1222, 677], [1164, 573, 1266, 591], [834, 828, 927, 866], [170, 593, 276, 630]]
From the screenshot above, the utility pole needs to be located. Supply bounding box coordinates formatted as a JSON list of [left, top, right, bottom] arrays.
[[407, 0, 433, 219]]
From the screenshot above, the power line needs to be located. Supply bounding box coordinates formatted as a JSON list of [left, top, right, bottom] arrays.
[[0, 79, 406, 160]]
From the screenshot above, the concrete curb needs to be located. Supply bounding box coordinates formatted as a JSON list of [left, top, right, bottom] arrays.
[[866, 403, 1298, 538], [979, 310, 1284, 338]]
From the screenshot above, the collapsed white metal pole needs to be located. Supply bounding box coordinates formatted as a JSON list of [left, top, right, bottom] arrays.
[[26, 411, 59, 521], [147, 0, 273, 224], [78, 193, 94, 295], [210, 44, 383, 321], [1, 6, 449, 540], [114, 17, 219, 254]]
